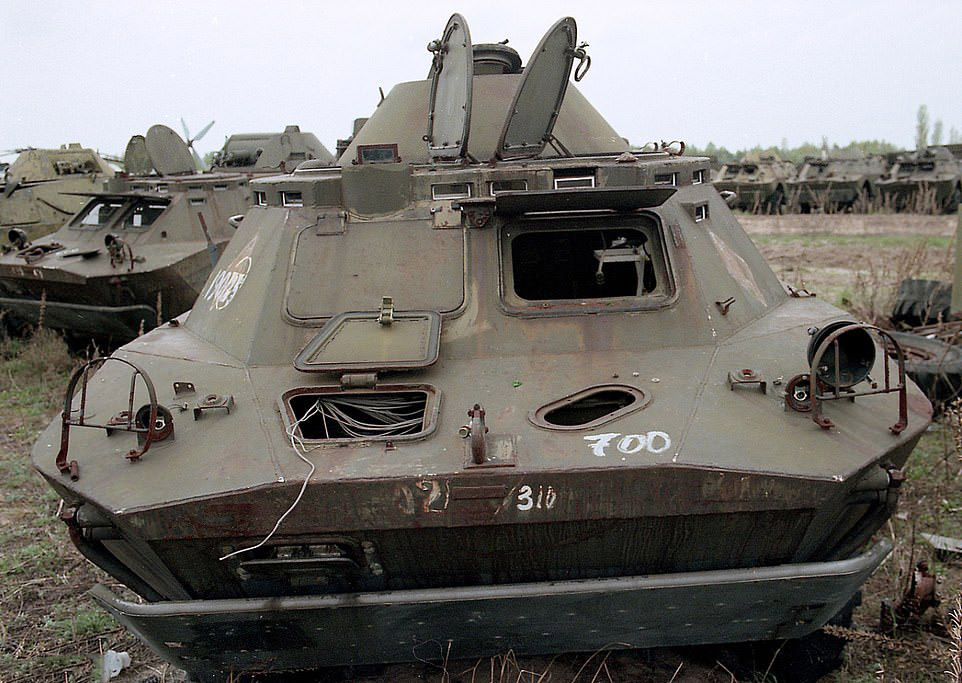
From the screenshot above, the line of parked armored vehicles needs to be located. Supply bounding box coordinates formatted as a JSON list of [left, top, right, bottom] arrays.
[[713, 145, 962, 214]]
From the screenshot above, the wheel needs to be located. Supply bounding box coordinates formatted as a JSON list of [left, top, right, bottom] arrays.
[[887, 330, 962, 411], [890, 278, 954, 328], [945, 184, 961, 213], [767, 185, 785, 214]]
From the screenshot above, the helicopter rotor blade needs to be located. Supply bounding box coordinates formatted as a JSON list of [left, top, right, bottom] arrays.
[[180, 118, 192, 143]]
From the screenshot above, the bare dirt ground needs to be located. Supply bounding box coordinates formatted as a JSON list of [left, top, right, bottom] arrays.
[[2, 215, 960, 682]]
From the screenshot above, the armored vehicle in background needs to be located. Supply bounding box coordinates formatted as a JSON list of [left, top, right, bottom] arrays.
[[0, 144, 115, 240], [787, 151, 888, 212], [713, 152, 797, 213], [35, 15, 928, 681], [877, 146, 962, 213], [0, 125, 333, 341], [210, 125, 329, 173]]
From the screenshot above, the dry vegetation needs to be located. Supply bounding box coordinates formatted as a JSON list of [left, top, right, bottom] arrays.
[[2, 215, 962, 681]]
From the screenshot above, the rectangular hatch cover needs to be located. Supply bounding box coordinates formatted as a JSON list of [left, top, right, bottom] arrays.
[[294, 310, 441, 373]]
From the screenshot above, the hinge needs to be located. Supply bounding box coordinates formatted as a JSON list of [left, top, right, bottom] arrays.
[[340, 373, 378, 389]]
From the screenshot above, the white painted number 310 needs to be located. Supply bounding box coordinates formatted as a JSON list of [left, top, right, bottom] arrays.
[[583, 431, 671, 457]]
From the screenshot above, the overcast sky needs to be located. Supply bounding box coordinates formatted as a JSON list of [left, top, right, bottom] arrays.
[[3, 1, 960, 160]]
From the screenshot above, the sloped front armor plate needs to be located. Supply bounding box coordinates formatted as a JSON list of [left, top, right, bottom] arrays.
[[497, 17, 577, 160], [426, 14, 473, 159]]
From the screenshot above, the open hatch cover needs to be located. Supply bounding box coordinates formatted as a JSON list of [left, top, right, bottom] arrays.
[[294, 309, 441, 373], [496, 17, 578, 160], [425, 14, 474, 160]]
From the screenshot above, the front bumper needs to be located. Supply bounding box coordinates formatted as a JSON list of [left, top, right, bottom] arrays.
[[91, 539, 892, 681], [0, 296, 156, 338]]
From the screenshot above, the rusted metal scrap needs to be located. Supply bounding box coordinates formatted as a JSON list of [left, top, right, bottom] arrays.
[[880, 560, 944, 634]]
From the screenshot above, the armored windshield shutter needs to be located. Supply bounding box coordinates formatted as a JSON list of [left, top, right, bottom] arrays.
[[496, 17, 577, 160], [426, 14, 474, 160]]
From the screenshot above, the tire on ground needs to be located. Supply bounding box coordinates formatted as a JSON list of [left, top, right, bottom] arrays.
[[888, 330, 962, 410], [890, 279, 954, 328]]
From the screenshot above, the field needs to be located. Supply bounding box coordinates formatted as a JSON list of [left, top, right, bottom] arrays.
[[1, 214, 960, 682]]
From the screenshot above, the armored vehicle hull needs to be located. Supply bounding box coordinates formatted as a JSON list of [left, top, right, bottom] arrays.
[[33, 16, 929, 681], [787, 154, 887, 212], [714, 154, 797, 213], [0, 144, 115, 240], [877, 147, 962, 213], [0, 172, 247, 339], [0, 126, 334, 341]]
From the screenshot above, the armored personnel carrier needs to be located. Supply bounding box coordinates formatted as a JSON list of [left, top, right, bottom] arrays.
[[34, 15, 929, 681], [787, 151, 888, 212], [714, 152, 797, 213], [877, 146, 962, 213], [0, 125, 333, 341], [0, 144, 115, 240], [210, 125, 329, 173]]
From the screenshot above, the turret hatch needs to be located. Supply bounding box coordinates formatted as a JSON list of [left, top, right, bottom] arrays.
[[425, 14, 474, 160], [497, 17, 578, 160]]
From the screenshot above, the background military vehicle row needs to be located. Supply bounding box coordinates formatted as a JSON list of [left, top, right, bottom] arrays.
[[35, 14, 929, 681], [877, 146, 961, 213], [0, 144, 115, 240], [0, 125, 333, 341], [708, 147, 961, 214], [787, 150, 888, 212], [712, 151, 797, 212]]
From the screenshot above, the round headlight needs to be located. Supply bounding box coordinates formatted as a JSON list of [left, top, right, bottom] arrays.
[[807, 320, 876, 389]]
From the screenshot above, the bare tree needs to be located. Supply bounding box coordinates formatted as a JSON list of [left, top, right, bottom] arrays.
[[916, 104, 930, 150], [933, 119, 944, 146]]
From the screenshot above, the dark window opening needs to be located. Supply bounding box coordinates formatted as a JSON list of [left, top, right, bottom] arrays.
[[73, 200, 126, 228], [123, 202, 167, 229], [288, 391, 427, 440], [282, 191, 303, 207], [357, 144, 400, 165], [554, 167, 596, 189], [511, 228, 656, 300], [490, 179, 528, 195], [542, 389, 637, 426]]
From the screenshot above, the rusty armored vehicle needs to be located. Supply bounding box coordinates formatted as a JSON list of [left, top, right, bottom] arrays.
[[0, 143, 115, 240], [877, 146, 962, 213], [787, 151, 888, 212], [713, 152, 797, 213], [0, 125, 333, 341], [33, 15, 930, 681]]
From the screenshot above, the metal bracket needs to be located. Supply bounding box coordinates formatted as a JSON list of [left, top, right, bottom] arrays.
[[193, 394, 235, 420], [457, 197, 496, 228], [378, 296, 394, 325], [727, 368, 766, 394], [431, 203, 462, 229]]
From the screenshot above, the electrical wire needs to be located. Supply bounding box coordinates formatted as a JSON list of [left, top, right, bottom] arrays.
[[218, 401, 320, 561], [218, 394, 423, 562]]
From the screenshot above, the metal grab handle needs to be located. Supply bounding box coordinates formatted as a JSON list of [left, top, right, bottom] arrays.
[[56, 357, 168, 480]]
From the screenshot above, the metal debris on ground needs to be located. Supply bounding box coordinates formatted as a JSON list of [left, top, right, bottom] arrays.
[[879, 560, 945, 635]]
